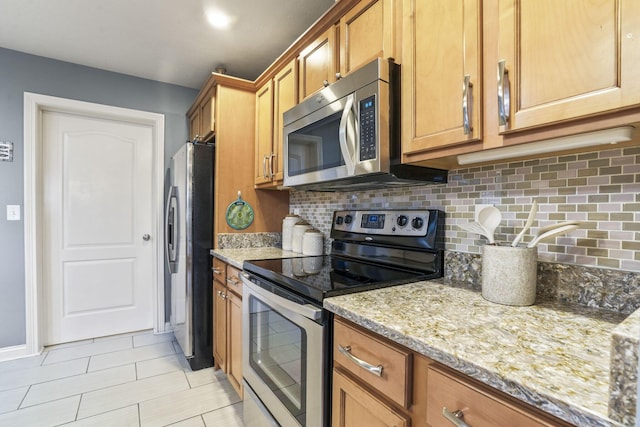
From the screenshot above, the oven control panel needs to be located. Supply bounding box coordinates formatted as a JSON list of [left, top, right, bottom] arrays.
[[333, 210, 431, 236]]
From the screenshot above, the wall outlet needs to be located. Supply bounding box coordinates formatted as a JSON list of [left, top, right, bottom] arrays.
[[7, 205, 20, 221], [474, 204, 493, 222]]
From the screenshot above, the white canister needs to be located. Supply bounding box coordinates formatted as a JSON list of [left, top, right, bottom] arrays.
[[302, 229, 324, 256], [282, 214, 301, 251], [291, 221, 312, 253]]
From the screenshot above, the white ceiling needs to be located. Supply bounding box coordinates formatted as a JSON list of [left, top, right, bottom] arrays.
[[0, 0, 335, 89]]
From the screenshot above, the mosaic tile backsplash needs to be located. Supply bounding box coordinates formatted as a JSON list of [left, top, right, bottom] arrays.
[[289, 147, 640, 272]]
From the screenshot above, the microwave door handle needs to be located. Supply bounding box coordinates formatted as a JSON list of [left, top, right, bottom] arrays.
[[338, 94, 356, 176]]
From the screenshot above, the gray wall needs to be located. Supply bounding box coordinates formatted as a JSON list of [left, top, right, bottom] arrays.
[[0, 47, 199, 348]]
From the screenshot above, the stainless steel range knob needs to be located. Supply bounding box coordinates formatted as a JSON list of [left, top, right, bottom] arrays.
[[344, 214, 353, 224], [396, 215, 408, 227], [411, 217, 424, 229]]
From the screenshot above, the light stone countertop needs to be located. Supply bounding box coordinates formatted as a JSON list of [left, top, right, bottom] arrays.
[[210, 247, 300, 269], [210, 246, 635, 426], [324, 280, 631, 427]]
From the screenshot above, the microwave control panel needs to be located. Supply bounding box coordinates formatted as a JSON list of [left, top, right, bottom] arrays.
[[359, 95, 377, 161]]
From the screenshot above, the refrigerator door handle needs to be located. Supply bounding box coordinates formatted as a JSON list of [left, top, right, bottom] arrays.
[[165, 185, 178, 273]]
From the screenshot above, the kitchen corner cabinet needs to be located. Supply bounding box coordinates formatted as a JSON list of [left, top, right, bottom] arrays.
[[332, 316, 573, 427], [212, 258, 243, 398], [255, 60, 298, 188], [299, 26, 339, 101], [211, 75, 290, 237], [188, 83, 216, 142], [496, 0, 640, 133], [401, 0, 482, 161], [339, 0, 399, 77]]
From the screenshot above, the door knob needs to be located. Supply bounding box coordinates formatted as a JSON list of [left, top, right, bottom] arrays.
[[143, 234, 151, 241]]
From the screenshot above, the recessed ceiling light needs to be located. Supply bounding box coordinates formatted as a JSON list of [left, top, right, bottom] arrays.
[[206, 9, 232, 30]]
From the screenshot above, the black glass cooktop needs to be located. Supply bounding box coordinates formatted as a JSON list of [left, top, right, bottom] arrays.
[[243, 255, 438, 305]]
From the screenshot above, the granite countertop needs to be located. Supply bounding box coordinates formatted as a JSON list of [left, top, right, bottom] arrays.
[[211, 247, 300, 269], [324, 280, 632, 427]]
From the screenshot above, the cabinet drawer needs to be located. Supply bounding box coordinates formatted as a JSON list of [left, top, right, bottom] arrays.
[[212, 258, 226, 285], [427, 366, 568, 427], [333, 318, 411, 408], [226, 265, 242, 297]]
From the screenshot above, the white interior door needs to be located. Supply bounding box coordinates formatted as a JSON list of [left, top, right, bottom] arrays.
[[42, 110, 154, 345]]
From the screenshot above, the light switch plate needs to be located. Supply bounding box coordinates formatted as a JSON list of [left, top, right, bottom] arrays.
[[7, 205, 20, 221]]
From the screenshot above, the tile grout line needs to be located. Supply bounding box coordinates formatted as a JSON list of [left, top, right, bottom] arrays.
[[16, 384, 32, 411], [75, 392, 83, 422]]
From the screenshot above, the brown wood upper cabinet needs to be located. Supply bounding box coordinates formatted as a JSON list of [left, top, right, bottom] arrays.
[[188, 84, 215, 142], [339, 0, 399, 77], [401, 0, 482, 159], [298, 26, 338, 101], [402, 0, 640, 165], [255, 60, 298, 188], [497, 0, 640, 133]]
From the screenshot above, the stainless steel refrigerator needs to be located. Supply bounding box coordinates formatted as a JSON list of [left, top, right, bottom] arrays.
[[165, 141, 214, 370]]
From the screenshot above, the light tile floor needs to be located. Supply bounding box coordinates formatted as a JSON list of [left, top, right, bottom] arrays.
[[0, 330, 245, 427]]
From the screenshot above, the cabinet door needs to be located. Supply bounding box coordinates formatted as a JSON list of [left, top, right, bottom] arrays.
[[189, 110, 201, 142], [227, 291, 243, 398], [255, 80, 274, 186], [213, 281, 227, 371], [200, 87, 216, 141], [401, 0, 482, 157], [299, 26, 338, 100], [272, 60, 298, 183], [497, 0, 640, 132], [332, 368, 409, 427], [340, 0, 397, 76]]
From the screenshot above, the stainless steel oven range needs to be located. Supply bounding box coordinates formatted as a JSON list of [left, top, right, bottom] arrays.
[[240, 209, 444, 427]]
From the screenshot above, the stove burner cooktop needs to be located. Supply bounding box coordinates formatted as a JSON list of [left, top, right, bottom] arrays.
[[243, 209, 445, 306]]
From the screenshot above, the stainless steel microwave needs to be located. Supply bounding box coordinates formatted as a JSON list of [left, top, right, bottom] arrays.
[[283, 58, 447, 191]]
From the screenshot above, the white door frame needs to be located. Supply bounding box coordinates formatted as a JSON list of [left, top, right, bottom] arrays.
[[21, 92, 166, 357]]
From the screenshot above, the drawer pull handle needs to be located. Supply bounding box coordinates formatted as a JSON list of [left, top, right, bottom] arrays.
[[338, 345, 383, 377], [212, 268, 222, 275], [442, 407, 471, 427], [226, 278, 240, 287]]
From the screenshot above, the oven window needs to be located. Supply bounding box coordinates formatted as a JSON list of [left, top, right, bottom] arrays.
[[288, 111, 344, 177], [248, 295, 307, 425]]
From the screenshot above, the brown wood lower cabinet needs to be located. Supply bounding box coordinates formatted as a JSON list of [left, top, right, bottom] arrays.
[[332, 316, 573, 427], [332, 368, 410, 427], [212, 258, 243, 398]]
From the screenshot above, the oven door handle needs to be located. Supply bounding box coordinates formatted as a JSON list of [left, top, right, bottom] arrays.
[[240, 272, 322, 321]]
